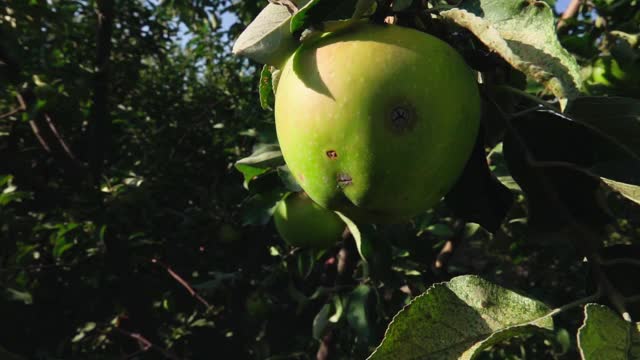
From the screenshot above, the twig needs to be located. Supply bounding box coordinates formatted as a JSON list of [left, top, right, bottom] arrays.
[[0, 107, 24, 120], [89, 0, 114, 180], [122, 349, 146, 360], [530, 288, 602, 323], [433, 219, 465, 272], [497, 85, 559, 112], [112, 326, 181, 360], [434, 240, 455, 269], [558, 0, 582, 29], [624, 294, 640, 304], [590, 255, 632, 321], [317, 332, 334, 360], [29, 120, 52, 152], [600, 258, 640, 268], [486, 91, 631, 321], [151, 258, 211, 309], [0, 93, 27, 120], [44, 113, 79, 162], [268, 0, 298, 14], [13, 93, 51, 153], [317, 229, 357, 360]]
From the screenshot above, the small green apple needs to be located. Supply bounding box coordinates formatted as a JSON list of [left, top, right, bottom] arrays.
[[273, 192, 345, 249], [274, 23, 480, 223]]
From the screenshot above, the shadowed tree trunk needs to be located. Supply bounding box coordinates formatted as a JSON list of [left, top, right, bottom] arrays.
[[90, 0, 114, 181]]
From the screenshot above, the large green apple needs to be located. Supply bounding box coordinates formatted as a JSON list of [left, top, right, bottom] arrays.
[[273, 192, 345, 249], [274, 23, 480, 223]]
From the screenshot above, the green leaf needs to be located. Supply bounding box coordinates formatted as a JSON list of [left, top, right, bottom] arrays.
[[347, 284, 374, 343], [313, 303, 331, 340], [0, 174, 11, 187], [444, 131, 514, 233], [441, 0, 583, 105], [602, 178, 640, 205], [392, 0, 413, 12], [232, 1, 312, 67], [0, 175, 32, 206], [52, 241, 75, 259], [577, 304, 640, 360], [242, 189, 286, 226], [190, 319, 214, 328], [329, 295, 344, 323], [4, 288, 33, 305], [488, 142, 522, 192], [353, 0, 376, 18], [71, 332, 85, 343], [503, 109, 640, 230], [566, 97, 640, 204], [335, 211, 374, 263], [277, 165, 303, 192], [290, 0, 321, 33], [368, 275, 553, 360], [235, 144, 284, 189], [291, 0, 362, 33], [567, 97, 640, 159], [427, 223, 454, 238], [259, 65, 276, 110], [296, 249, 316, 279]]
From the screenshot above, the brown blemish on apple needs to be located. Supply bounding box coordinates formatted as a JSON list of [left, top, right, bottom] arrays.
[[326, 150, 338, 159], [298, 173, 305, 183], [337, 173, 352, 186], [388, 104, 416, 134]]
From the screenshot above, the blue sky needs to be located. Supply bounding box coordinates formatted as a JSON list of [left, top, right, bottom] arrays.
[[556, 0, 572, 13], [178, 0, 575, 48]]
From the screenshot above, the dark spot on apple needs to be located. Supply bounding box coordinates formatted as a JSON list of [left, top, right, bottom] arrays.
[[388, 104, 416, 134], [337, 173, 352, 186], [326, 150, 338, 159]]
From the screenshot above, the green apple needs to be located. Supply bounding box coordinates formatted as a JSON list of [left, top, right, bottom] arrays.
[[274, 23, 480, 223], [273, 192, 345, 249]]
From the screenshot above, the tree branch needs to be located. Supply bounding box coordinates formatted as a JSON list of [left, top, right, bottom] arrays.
[[3, 95, 34, 149], [317, 230, 357, 360], [600, 258, 640, 268], [151, 258, 212, 309], [432, 219, 466, 274], [0, 103, 25, 120], [44, 113, 79, 163], [557, 0, 582, 29], [28, 120, 52, 153], [89, 0, 114, 180], [486, 93, 631, 321], [111, 326, 181, 360]]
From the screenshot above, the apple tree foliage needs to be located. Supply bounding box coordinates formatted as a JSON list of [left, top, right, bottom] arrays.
[[0, 0, 639, 359], [234, 0, 640, 359]]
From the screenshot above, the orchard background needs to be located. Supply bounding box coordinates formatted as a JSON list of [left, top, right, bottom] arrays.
[[1, 0, 640, 359]]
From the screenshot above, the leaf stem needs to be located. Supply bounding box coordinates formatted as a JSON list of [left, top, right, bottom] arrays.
[[535, 289, 602, 323], [600, 258, 640, 268], [497, 85, 560, 112]]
